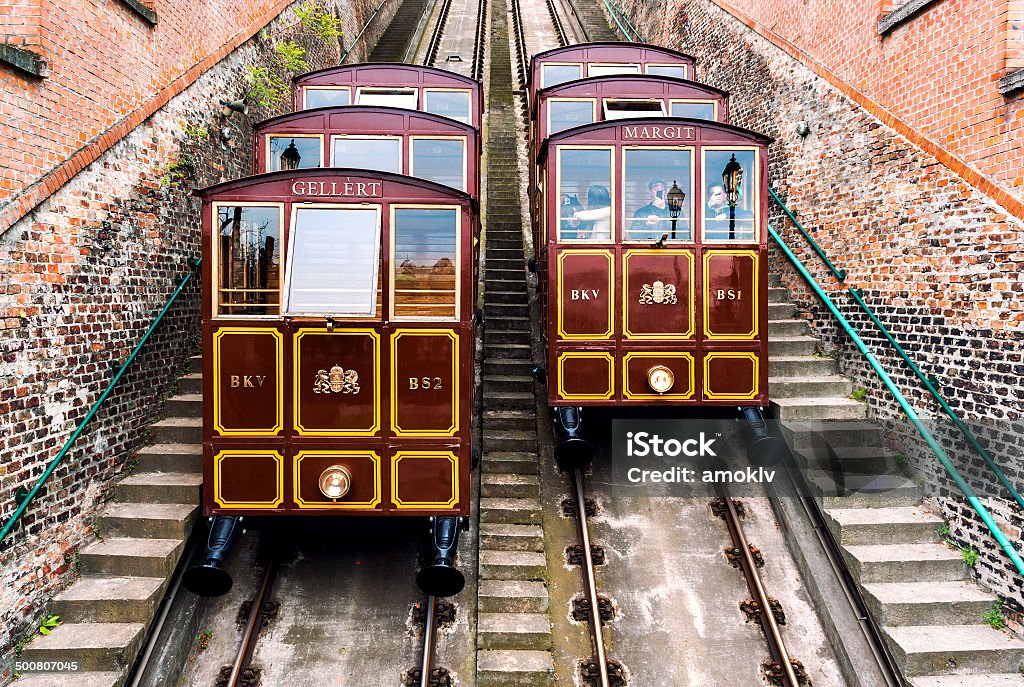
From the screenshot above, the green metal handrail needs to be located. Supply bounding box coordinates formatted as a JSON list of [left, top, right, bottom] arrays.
[[770, 225, 1024, 577], [602, 0, 645, 43], [768, 187, 846, 281], [848, 287, 1024, 512], [0, 258, 201, 544], [338, 0, 391, 65]]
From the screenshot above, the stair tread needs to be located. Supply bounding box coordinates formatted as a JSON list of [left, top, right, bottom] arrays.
[[864, 580, 996, 603], [885, 624, 1024, 652], [478, 649, 553, 672], [10, 673, 121, 687], [150, 416, 201, 427], [168, 393, 202, 402], [827, 506, 944, 526], [844, 542, 963, 563], [54, 575, 165, 601], [773, 396, 864, 406], [24, 622, 145, 650], [137, 443, 202, 455], [103, 502, 197, 519], [771, 375, 850, 383], [82, 537, 182, 556], [118, 472, 202, 486]]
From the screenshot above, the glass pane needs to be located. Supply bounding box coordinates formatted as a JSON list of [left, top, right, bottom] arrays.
[[587, 63, 641, 77], [393, 208, 459, 320], [557, 148, 612, 242], [603, 100, 666, 120], [670, 101, 716, 120], [331, 137, 401, 173], [703, 149, 758, 242], [412, 138, 466, 191], [623, 149, 693, 242], [217, 206, 280, 316], [268, 136, 322, 171], [647, 65, 687, 79], [542, 63, 582, 87], [285, 208, 380, 315], [549, 100, 594, 134], [355, 88, 418, 109], [304, 87, 350, 108], [424, 90, 472, 124]]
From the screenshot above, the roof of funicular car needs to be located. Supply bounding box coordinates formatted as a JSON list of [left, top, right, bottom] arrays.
[[254, 105, 479, 136], [532, 74, 729, 119], [536, 116, 773, 165], [194, 167, 475, 203], [294, 62, 481, 88], [528, 42, 698, 90]]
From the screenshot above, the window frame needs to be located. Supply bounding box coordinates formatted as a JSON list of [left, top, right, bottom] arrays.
[[699, 145, 762, 244], [668, 99, 720, 121], [211, 201, 286, 319], [302, 86, 352, 109], [621, 145, 696, 244], [586, 62, 642, 78], [354, 86, 419, 109], [409, 135, 469, 191], [264, 133, 325, 172], [546, 97, 598, 136], [389, 204, 463, 322], [554, 144, 617, 244], [602, 98, 668, 120], [540, 62, 584, 88], [282, 202, 384, 318], [645, 63, 690, 80], [329, 134, 404, 172], [422, 87, 474, 124]]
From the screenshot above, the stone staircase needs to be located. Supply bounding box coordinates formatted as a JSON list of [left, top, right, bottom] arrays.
[[474, 1, 554, 684], [16, 356, 204, 687], [767, 273, 1024, 685]]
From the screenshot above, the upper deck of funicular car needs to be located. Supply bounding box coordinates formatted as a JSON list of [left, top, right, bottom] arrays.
[[292, 63, 483, 129], [252, 106, 480, 197], [529, 42, 697, 95]]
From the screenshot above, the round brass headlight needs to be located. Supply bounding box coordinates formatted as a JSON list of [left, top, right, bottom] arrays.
[[318, 465, 352, 500], [647, 365, 675, 394]]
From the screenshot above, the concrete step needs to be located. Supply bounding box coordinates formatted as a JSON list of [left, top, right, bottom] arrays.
[[487, 316, 531, 331], [483, 408, 537, 431], [485, 269, 526, 283], [478, 613, 552, 651], [479, 523, 544, 552], [768, 302, 796, 319], [768, 272, 782, 287], [114, 472, 202, 504], [910, 674, 1024, 686], [480, 550, 547, 580], [824, 506, 945, 546], [769, 336, 818, 357], [770, 375, 853, 399], [482, 473, 540, 499], [484, 374, 534, 393], [785, 421, 884, 449], [769, 355, 838, 377], [486, 246, 525, 258], [484, 390, 536, 410], [480, 498, 542, 525], [483, 430, 538, 452], [189, 355, 202, 373], [484, 358, 535, 377], [486, 289, 529, 305], [863, 581, 996, 626], [842, 543, 967, 584], [11, 673, 121, 687], [804, 471, 921, 509], [150, 416, 201, 444], [485, 329, 532, 346], [485, 303, 530, 318], [482, 452, 539, 475], [768, 318, 811, 337], [52, 575, 166, 624], [19, 622, 144, 672], [484, 342, 532, 359], [478, 649, 554, 686], [80, 537, 184, 578], [480, 580, 548, 615], [179, 372, 202, 394], [485, 279, 528, 293], [135, 442, 202, 473], [772, 396, 867, 421], [101, 502, 198, 540], [768, 286, 790, 303], [796, 445, 896, 474], [487, 258, 525, 270], [884, 624, 1024, 676], [163, 393, 202, 418]]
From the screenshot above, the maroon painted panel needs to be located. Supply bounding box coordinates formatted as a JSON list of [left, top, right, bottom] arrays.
[[703, 251, 758, 339], [293, 450, 382, 510], [215, 450, 283, 508], [294, 330, 380, 436], [622, 351, 696, 400], [554, 249, 613, 340], [392, 450, 459, 508], [702, 351, 761, 402], [555, 351, 614, 400], [623, 250, 694, 339], [392, 331, 458, 435], [213, 328, 282, 435]]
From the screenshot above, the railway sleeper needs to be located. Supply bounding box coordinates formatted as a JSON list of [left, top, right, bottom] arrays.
[[571, 594, 615, 624], [402, 666, 453, 687], [580, 657, 628, 687], [762, 658, 810, 686], [565, 543, 606, 566]]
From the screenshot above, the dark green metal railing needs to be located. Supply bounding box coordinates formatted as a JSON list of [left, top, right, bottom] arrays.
[[339, 0, 391, 65], [768, 187, 846, 281], [0, 258, 201, 544], [770, 225, 1024, 576], [602, 0, 645, 42]]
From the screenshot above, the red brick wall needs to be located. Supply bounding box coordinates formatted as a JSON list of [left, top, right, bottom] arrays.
[[0, 0, 42, 52]]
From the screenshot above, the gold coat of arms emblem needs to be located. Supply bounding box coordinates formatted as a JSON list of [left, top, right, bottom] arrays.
[[639, 280, 678, 305], [314, 365, 360, 395]]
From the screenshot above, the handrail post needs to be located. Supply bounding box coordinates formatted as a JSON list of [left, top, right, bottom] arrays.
[[770, 225, 1024, 577], [0, 258, 202, 544]]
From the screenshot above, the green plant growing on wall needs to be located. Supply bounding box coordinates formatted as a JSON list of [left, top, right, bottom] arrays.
[[161, 154, 199, 185], [275, 41, 309, 72], [984, 601, 1007, 629], [181, 122, 209, 138], [244, 65, 290, 108], [295, 1, 344, 41], [961, 546, 979, 567], [37, 615, 61, 636], [937, 524, 951, 539]]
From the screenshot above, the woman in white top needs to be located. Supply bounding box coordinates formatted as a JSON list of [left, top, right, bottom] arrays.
[[573, 185, 611, 240]]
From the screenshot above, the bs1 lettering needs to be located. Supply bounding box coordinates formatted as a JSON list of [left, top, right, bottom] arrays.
[[715, 290, 741, 300]]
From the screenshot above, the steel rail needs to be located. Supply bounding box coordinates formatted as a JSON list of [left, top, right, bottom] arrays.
[[471, 0, 487, 81], [544, 0, 568, 48], [424, 0, 454, 66], [718, 493, 801, 686], [573, 469, 611, 687], [508, 0, 530, 90], [226, 551, 280, 687], [418, 595, 439, 687]]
